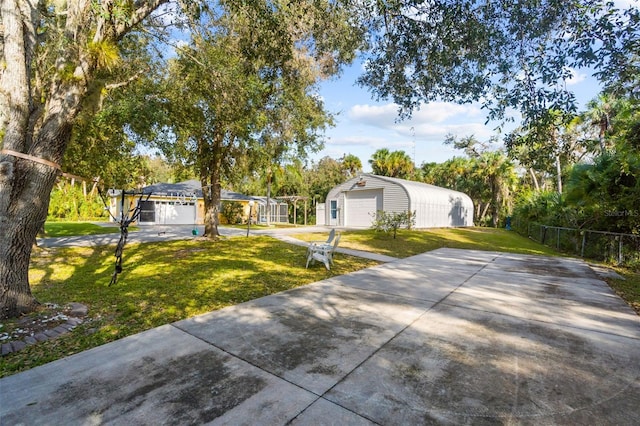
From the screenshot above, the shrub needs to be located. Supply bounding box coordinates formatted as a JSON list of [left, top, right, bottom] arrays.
[[221, 201, 244, 224], [48, 181, 108, 221], [370, 210, 416, 239]]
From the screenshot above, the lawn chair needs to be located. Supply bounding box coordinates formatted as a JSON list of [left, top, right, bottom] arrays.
[[311, 228, 335, 247], [305, 228, 335, 260], [306, 233, 341, 270]]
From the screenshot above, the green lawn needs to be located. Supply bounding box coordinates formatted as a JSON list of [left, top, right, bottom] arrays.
[[294, 227, 563, 258], [603, 269, 640, 315], [43, 222, 123, 237]]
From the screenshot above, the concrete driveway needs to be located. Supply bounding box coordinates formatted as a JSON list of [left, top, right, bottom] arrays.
[[1, 248, 639, 424]]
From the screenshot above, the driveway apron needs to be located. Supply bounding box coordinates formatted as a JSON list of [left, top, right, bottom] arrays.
[[1, 248, 639, 425]]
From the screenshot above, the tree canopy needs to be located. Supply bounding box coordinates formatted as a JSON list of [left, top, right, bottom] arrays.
[[357, 1, 640, 126]]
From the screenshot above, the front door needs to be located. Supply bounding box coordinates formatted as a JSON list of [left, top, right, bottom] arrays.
[[329, 200, 338, 226]]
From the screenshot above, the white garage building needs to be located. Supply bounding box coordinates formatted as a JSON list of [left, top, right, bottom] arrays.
[[321, 174, 474, 228]]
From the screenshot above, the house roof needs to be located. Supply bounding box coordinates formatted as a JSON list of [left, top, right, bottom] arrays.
[[143, 180, 202, 197], [141, 180, 254, 202]]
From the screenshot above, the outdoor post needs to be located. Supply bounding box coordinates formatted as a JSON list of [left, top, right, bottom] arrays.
[[294, 199, 297, 226], [618, 236, 623, 265], [246, 200, 255, 237]]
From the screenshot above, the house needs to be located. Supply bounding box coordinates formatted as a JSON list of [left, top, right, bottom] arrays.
[[108, 180, 287, 225], [319, 173, 474, 228]]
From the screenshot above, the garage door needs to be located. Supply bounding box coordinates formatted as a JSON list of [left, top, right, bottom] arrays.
[[155, 201, 196, 225], [345, 189, 383, 227]]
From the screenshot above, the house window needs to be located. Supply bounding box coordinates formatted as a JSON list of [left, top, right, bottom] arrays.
[[330, 200, 338, 220]]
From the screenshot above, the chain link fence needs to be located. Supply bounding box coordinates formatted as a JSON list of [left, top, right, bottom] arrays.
[[515, 222, 640, 267]]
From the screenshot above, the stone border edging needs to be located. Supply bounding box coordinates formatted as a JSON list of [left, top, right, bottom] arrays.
[[0, 303, 88, 357]]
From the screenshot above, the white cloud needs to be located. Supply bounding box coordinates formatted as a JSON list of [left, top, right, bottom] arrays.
[[614, 0, 638, 9], [565, 67, 587, 86], [343, 101, 490, 147], [348, 101, 482, 128], [347, 104, 400, 127], [412, 102, 482, 123], [326, 135, 412, 150], [326, 135, 385, 147]]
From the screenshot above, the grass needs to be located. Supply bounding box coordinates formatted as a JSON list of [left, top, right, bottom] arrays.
[[604, 268, 640, 315], [0, 236, 377, 377], [43, 222, 124, 237], [294, 227, 563, 259]]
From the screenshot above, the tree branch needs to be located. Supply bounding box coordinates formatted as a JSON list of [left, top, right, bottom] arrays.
[[104, 68, 149, 91], [114, 0, 171, 40]]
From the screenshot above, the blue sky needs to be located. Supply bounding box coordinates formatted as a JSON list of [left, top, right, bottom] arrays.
[[314, 60, 602, 172]]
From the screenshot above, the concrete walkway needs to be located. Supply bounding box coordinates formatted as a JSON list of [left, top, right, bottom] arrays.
[[2, 248, 639, 424]]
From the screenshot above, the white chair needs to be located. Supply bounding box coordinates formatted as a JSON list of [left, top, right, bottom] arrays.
[[306, 228, 335, 259], [306, 233, 341, 270], [315, 228, 336, 246]]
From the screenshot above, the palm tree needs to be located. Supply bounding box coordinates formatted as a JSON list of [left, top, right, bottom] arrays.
[[475, 151, 517, 227], [584, 94, 616, 153], [369, 148, 392, 176], [387, 150, 414, 179], [341, 154, 363, 177]]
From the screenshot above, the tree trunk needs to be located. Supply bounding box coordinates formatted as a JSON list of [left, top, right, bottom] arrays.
[[201, 134, 223, 238], [0, 161, 60, 317], [1, 0, 169, 318], [1, 110, 78, 319], [481, 202, 491, 221], [266, 167, 272, 227], [529, 168, 540, 191], [0, 0, 75, 318], [202, 197, 220, 237], [490, 179, 500, 228], [555, 155, 563, 194]]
